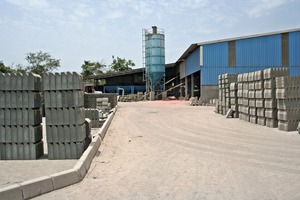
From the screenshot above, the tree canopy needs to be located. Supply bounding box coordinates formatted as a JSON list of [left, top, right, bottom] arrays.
[[81, 60, 106, 78], [0, 61, 15, 73], [109, 55, 135, 72], [25, 51, 60, 75]]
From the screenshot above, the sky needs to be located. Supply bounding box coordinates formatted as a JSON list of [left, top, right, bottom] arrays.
[[1, 0, 300, 72]]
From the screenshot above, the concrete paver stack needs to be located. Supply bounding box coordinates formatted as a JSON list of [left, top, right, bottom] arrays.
[[237, 73, 250, 122], [248, 72, 257, 124], [253, 70, 265, 125], [217, 73, 238, 115], [276, 76, 300, 131], [96, 97, 111, 112], [230, 82, 238, 118], [0, 73, 43, 160], [84, 109, 103, 128], [43, 72, 91, 159]]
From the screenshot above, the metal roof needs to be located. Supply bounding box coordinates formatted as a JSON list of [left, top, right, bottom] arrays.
[[177, 27, 300, 63]]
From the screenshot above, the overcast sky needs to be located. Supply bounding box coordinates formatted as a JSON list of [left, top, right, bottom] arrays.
[[1, 0, 300, 72]]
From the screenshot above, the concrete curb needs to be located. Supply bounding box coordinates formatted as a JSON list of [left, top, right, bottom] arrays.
[[0, 105, 118, 200]]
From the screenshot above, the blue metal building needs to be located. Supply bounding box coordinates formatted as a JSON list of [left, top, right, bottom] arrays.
[[177, 28, 300, 101]]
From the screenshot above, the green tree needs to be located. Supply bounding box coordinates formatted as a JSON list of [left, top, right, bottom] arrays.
[[81, 60, 106, 78], [25, 51, 60, 75], [109, 55, 135, 72], [0, 61, 15, 73]]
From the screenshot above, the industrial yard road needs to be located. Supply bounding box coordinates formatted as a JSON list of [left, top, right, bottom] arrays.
[[35, 101, 300, 200]]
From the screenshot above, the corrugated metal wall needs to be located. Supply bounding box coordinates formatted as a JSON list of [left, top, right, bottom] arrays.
[[185, 47, 200, 76], [203, 42, 228, 66], [236, 34, 282, 66], [289, 31, 300, 76]]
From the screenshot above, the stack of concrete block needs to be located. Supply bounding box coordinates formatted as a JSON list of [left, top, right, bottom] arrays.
[[247, 72, 257, 124], [96, 97, 111, 111], [43, 72, 90, 159], [84, 93, 117, 109], [230, 82, 238, 118], [276, 75, 300, 131], [217, 74, 238, 115], [237, 73, 250, 122], [0, 73, 43, 160], [84, 109, 104, 128], [253, 70, 265, 126]]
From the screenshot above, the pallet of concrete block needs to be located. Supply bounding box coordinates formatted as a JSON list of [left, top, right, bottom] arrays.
[[276, 76, 300, 131], [85, 108, 103, 128], [96, 97, 111, 112]]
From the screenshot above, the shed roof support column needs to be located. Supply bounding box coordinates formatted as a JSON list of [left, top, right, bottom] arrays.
[[191, 74, 194, 97], [185, 77, 188, 98]]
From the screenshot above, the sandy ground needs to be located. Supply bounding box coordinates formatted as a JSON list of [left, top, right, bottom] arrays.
[[35, 101, 300, 200]]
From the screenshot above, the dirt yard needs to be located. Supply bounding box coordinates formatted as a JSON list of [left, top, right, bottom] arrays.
[[35, 101, 300, 200]]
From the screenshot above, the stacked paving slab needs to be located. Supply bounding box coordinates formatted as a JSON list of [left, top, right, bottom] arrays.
[[217, 74, 238, 115], [276, 76, 300, 131], [254, 70, 265, 125], [43, 72, 91, 159], [248, 72, 257, 124], [96, 97, 111, 112], [0, 73, 43, 160]]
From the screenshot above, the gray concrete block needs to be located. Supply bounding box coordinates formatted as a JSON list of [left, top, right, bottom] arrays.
[[52, 125, 59, 142], [73, 160, 87, 181], [250, 116, 257, 124], [28, 73, 41, 91], [67, 72, 73, 90], [53, 142, 59, 159], [11, 125, 17, 142], [45, 108, 52, 125], [67, 90, 74, 107], [0, 91, 5, 108], [50, 91, 57, 108], [255, 99, 264, 108], [256, 108, 265, 117], [28, 109, 42, 126], [76, 142, 84, 159], [10, 73, 17, 91], [24, 142, 30, 160], [63, 108, 70, 125], [0, 125, 5, 142], [43, 73, 50, 91], [58, 125, 64, 142], [47, 142, 53, 159], [5, 73, 11, 90], [16, 91, 22, 109], [264, 98, 277, 109], [5, 109, 11, 126], [28, 125, 43, 143], [71, 142, 77, 158], [56, 91, 63, 108], [5, 143, 12, 160], [65, 142, 71, 159], [17, 126, 23, 143], [0, 142, 5, 159], [51, 168, 80, 189], [11, 108, 17, 126], [21, 176, 54, 199], [62, 90, 68, 107], [49, 72, 56, 90], [28, 92, 42, 108], [51, 108, 58, 125], [70, 125, 76, 141], [278, 120, 298, 131], [18, 143, 24, 159], [55, 72, 62, 90], [22, 91, 29, 108], [69, 108, 75, 125], [61, 72, 67, 90], [46, 125, 53, 142], [266, 118, 278, 128], [11, 91, 17, 108], [0, 109, 4, 125], [44, 91, 51, 108], [16, 109, 23, 125], [5, 91, 11, 108], [75, 107, 85, 124], [0, 184, 23, 200], [23, 126, 30, 143], [265, 108, 277, 119], [74, 91, 84, 107], [12, 142, 18, 159], [59, 142, 66, 159], [76, 123, 86, 141], [63, 125, 71, 142], [73, 72, 83, 90], [249, 107, 256, 116], [0, 73, 4, 91], [29, 140, 43, 159], [276, 88, 286, 99], [57, 108, 64, 125], [22, 73, 29, 91], [257, 117, 266, 126]]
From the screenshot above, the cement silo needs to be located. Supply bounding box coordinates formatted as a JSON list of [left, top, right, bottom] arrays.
[[142, 26, 165, 93]]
